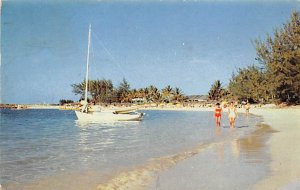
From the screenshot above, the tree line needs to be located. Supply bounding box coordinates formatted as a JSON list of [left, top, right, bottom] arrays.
[[209, 11, 300, 104], [59, 99, 74, 105], [71, 78, 186, 104]]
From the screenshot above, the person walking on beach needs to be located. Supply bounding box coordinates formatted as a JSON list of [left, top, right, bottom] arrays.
[[214, 103, 222, 127], [228, 102, 237, 128]]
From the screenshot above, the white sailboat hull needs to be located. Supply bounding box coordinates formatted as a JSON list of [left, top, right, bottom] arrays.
[[75, 110, 144, 122]]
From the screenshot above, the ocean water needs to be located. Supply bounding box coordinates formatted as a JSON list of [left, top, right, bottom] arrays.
[[0, 109, 262, 189]]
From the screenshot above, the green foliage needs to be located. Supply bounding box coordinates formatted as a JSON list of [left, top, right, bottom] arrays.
[[208, 80, 227, 101], [71, 81, 86, 99], [116, 78, 131, 103], [254, 11, 300, 103], [172, 87, 186, 103], [71, 79, 186, 104], [229, 11, 300, 104], [90, 79, 114, 103], [59, 99, 74, 105], [71, 79, 114, 103], [228, 66, 269, 103], [161, 85, 173, 103]]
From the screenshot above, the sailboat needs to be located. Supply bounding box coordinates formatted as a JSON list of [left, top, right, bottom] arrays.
[[75, 25, 144, 122]]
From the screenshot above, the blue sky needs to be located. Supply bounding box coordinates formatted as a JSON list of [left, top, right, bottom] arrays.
[[1, 1, 299, 104]]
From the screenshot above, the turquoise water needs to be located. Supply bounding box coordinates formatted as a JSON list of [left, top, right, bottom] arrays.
[[0, 109, 261, 189]]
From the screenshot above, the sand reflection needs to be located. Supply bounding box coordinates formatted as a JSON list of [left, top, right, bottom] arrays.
[[231, 124, 276, 163], [216, 142, 225, 160], [215, 126, 222, 137], [213, 124, 275, 163], [231, 139, 241, 158]]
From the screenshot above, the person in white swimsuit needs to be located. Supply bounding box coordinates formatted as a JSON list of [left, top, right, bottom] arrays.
[[228, 102, 237, 128]]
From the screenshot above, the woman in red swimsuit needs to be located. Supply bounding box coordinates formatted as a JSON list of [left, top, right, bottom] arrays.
[[214, 103, 222, 127]]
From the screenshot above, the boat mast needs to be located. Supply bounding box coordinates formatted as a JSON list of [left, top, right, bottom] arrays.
[[82, 24, 91, 112]]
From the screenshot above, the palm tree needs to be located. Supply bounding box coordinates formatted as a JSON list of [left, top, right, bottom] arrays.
[[137, 88, 145, 98], [117, 78, 131, 102], [147, 85, 158, 102], [143, 87, 150, 102], [172, 87, 185, 103], [208, 80, 225, 101], [162, 85, 173, 103], [131, 89, 138, 98], [153, 90, 162, 103]]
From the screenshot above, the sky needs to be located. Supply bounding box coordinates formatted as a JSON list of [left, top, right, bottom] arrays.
[[1, 0, 300, 104]]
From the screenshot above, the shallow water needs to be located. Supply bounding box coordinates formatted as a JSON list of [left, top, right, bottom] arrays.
[[0, 109, 261, 189]]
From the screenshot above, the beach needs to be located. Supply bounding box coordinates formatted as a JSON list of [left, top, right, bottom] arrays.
[[1, 106, 300, 190], [144, 106, 300, 190], [252, 107, 300, 190]]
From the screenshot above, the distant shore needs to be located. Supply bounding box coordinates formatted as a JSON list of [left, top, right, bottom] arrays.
[[0, 104, 59, 109]]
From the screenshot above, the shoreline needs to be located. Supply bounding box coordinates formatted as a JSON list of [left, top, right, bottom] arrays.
[[143, 106, 300, 190], [251, 107, 300, 190], [145, 122, 274, 190]]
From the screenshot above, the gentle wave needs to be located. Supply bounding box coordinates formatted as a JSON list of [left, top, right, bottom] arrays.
[[96, 141, 217, 190], [96, 124, 273, 190]]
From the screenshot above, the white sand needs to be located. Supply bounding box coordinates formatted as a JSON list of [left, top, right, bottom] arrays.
[[251, 107, 300, 190]]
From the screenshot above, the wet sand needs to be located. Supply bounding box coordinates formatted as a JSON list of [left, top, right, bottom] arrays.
[[96, 143, 216, 190], [4, 170, 107, 190], [145, 124, 275, 190], [251, 107, 300, 190]]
